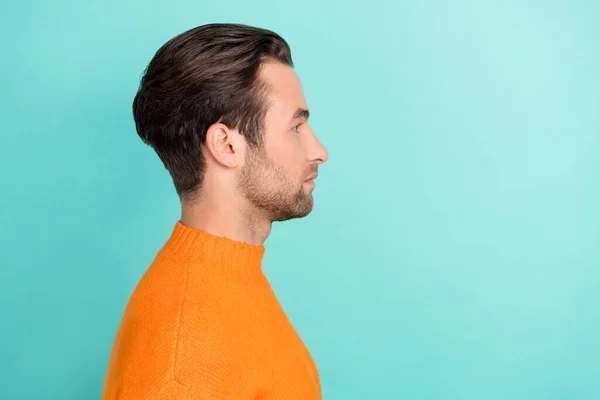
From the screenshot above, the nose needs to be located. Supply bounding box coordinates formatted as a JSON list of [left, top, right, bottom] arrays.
[[309, 132, 328, 166]]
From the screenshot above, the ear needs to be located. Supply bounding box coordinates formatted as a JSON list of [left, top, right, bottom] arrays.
[[204, 123, 244, 169]]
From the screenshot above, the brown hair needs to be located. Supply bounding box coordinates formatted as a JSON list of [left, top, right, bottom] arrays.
[[132, 23, 294, 202]]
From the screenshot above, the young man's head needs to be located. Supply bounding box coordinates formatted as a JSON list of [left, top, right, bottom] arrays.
[[133, 23, 328, 222]]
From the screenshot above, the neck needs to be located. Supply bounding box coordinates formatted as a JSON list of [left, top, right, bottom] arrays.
[[181, 196, 272, 247]]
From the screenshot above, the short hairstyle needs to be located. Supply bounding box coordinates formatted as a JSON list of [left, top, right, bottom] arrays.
[[132, 23, 294, 202]]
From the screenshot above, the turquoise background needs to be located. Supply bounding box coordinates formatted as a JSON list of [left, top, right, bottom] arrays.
[[1, 0, 599, 398]]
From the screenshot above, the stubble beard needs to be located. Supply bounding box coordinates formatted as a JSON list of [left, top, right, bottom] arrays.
[[238, 146, 314, 222]]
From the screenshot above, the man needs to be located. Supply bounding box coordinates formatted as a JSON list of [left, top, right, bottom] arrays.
[[102, 23, 329, 399]]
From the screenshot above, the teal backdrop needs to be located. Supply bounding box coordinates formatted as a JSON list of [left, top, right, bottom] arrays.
[[1, 0, 599, 398]]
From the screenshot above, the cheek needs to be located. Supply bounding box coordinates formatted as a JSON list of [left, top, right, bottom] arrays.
[[268, 135, 304, 167]]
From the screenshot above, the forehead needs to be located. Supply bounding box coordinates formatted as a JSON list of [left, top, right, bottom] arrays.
[[259, 62, 307, 120]]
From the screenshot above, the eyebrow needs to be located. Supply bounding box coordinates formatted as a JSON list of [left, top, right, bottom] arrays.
[[290, 108, 310, 123]]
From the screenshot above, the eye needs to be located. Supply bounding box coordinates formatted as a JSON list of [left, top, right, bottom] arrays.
[[292, 122, 302, 134]]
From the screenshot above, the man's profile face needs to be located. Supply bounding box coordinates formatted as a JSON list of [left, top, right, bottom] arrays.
[[238, 62, 328, 222]]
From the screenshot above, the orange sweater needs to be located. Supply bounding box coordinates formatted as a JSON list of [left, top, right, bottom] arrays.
[[102, 221, 321, 399]]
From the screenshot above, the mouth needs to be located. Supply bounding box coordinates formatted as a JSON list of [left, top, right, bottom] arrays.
[[305, 173, 318, 181]]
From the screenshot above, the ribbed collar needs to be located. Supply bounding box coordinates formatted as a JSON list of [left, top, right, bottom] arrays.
[[157, 220, 266, 279]]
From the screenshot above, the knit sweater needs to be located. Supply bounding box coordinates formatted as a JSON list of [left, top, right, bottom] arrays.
[[102, 221, 321, 399]]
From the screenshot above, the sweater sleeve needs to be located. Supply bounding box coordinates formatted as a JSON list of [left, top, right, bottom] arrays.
[[152, 334, 252, 400], [155, 375, 249, 400]]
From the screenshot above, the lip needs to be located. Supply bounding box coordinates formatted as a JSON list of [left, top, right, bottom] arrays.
[[305, 174, 318, 181]]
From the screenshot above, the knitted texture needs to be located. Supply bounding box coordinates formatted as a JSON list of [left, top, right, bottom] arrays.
[[102, 221, 321, 399]]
